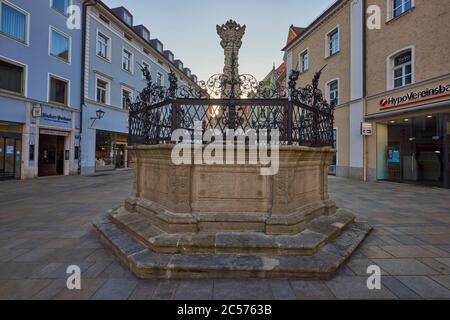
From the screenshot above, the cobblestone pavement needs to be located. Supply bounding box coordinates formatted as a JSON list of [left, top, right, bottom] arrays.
[[0, 170, 449, 300]]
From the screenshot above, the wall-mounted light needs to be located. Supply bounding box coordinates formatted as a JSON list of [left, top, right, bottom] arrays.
[[91, 109, 106, 126]]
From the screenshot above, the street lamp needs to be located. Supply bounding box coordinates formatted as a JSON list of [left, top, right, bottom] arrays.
[[91, 109, 106, 126]]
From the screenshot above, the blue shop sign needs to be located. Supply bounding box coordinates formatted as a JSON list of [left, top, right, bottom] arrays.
[[40, 106, 72, 129]]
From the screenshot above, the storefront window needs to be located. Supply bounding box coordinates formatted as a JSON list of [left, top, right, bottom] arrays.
[[380, 113, 445, 187], [95, 131, 128, 171], [95, 131, 115, 171]]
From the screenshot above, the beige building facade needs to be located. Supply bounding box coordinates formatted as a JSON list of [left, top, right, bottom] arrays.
[[284, 0, 450, 188]]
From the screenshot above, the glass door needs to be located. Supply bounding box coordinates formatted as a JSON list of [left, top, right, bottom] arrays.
[[4, 138, 16, 179]]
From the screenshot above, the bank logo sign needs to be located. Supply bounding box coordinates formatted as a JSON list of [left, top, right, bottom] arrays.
[[380, 84, 450, 109]]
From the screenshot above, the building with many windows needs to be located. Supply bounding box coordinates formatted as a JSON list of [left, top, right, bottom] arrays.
[[0, 0, 83, 179], [80, 1, 201, 175], [284, 0, 450, 188]]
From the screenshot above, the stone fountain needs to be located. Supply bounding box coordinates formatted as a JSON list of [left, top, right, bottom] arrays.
[[93, 20, 371, 279]]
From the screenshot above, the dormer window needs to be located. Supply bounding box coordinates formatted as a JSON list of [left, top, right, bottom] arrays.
[[156, 43, 162, 52], [142, 29, 150, 41], [123, 12, 132, 26]]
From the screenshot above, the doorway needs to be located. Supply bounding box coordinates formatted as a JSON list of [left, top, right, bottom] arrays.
[[38, 134, 65, 176], [383, 114, 445, 187], [115, 143, 126, 169], [0, 135, 22, 180]]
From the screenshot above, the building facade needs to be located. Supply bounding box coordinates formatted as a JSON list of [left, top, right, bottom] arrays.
[[284, 0, 450, 188], [81, 1, 200, 175], [0, 0, 83, 180]]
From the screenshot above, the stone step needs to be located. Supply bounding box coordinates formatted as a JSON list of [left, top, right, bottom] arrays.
[[106, 208, 356, 256], [93, 217, 371, 279]]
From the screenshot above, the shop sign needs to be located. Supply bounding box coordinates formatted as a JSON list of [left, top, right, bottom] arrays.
[[32, 105, 42, 117], [361, 122, 373, 136], [380, 84, 450, 109], [40, 107, 72, 128]]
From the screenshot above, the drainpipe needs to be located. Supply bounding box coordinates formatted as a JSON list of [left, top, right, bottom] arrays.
[[79, 0, 97, 174], [362, 0, 368, 182]]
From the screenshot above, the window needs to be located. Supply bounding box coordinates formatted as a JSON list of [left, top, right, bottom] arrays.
[[0, 58, 25, 94], [0, 2, 27, 43], [51, 0, 70, 16], [327, 28, 339, 56], [122, 48, 132, 72], [142, 61, 150, 80], [393, 50, 412, 88], [123, 12, 132, 26], [156, 72, 164, 86], [393, 0, 412, 18], [300, 49, 309, 72], [97, 32, 110, 60], [328, 80, 339, 105], [121, 88, 132, 110], [96, 78, 109, 104], [142, 29, 149, 41], [50, 28, 70, 62], [49, 76, 68, 105]]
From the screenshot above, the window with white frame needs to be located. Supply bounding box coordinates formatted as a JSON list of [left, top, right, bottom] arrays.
[[0, 1, 28, 43], [393, 0, 412, 18], [97, 32, 110, 60], [96, 77, 109, 105], [327, 28, 339, 57], [142, 61, 150, 80], [51, 0, 70, 16], [123, 12, 132, 26], [121, 87, 132, 110], [49, 75, 68, 105], [0, 58, 25, 94], [156, 72, 164, 86], [328, 80, 339, 105], [122, 48, 132, 72], [142, 29, 150, 41], [50, 28, 70, 62], [392, 50, 412, 88], [300, 49, 309, 72]]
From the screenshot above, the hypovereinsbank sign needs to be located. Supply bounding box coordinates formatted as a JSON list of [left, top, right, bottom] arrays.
[[380, 84, 450, 109]]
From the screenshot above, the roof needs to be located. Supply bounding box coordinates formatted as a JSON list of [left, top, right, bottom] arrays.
[[282, 0, 345, 52], [276, 61, 286, 77], [286, 25, 305, 46], [89, 0, 198, 87]]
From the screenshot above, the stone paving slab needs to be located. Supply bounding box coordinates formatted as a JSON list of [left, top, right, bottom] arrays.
[[0, 171, 449, 299]]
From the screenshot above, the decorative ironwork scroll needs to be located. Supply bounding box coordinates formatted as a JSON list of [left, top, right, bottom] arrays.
[[128, 21, 334, 148]]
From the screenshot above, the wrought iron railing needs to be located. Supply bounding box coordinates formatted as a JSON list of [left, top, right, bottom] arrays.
[[128, 66, 335, 147]]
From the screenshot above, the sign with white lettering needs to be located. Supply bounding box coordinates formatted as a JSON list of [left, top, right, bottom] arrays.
[[380, 84, 450, 109], [40, 106, 72, 129], [361, 122, 373, 136]]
